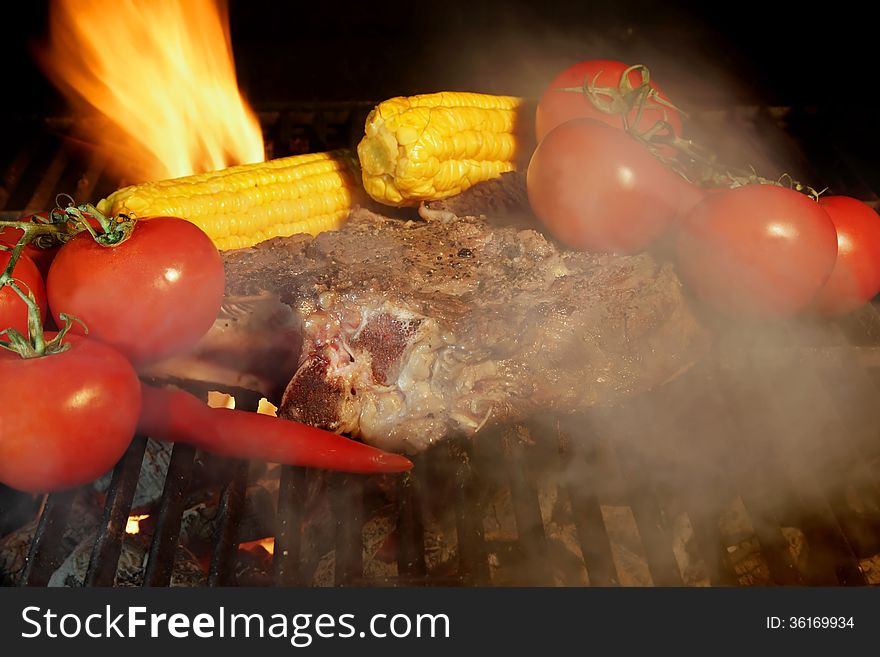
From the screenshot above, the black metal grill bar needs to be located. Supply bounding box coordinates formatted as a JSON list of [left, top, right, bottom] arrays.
[[786, 353, 880, 559], [822, 315, 880, 467], [567, 490, 619, 586], [736, 489, 805, 586], [692, 366, 804, 586], [143, 442, 197, 587], [83, 436, 148, 586], [759, 336, 869, 585], [613, 446, 684, 587], [716, 360, 865, 586], [271, 466, 306, 585], [684, 500, 739, 586], [207, 459, 249, 586], [562, 436, 619, 588], [18, 489, 76, 586], [502, 439, 553, 585], [394, 468, 427, 578], [774, 471, 869, 585], [329, 473, 365, 586], [447, 441, 490, 585]]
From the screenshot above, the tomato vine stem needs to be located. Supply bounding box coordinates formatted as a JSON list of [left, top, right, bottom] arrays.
[[555, 64, 688, 124], [561, 62, 824, 200], [0, 199, 102, 359]]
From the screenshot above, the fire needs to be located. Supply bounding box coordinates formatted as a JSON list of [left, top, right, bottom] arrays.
[[257, 397, 279, 417], [240, 537, 275, 556], [207, 391, 236, 409], [206, 392, 278, 415], [42, 0, 264, 182], [125, 514, 150, 535]]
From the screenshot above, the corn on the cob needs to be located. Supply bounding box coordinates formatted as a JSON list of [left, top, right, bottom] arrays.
[[357, 92, 526, 207], [96, 149, 360, 250]]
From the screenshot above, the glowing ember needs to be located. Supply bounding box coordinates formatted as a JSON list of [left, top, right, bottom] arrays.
[[239, 537, 275, 556], [125, 514, 150, 535], [206, 393, 277, 414], [207, 391, 236, 409], [42, 0, 264, 182], [257, 397, 278, 416]]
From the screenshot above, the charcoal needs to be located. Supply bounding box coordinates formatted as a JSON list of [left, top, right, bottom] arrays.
[[0, 490, 102, 586], [48, 531, 205, 587]]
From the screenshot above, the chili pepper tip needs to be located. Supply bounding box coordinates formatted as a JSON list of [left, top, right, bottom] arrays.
[[375, 452, 414, 473]]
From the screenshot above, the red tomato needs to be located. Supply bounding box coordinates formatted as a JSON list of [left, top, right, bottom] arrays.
[[535, 60, 683, 144], [0, 333, 140, 492], [675, 185, 838, 318], [47, 216, 225, 367], [526, 118, 681, 254], [810, 196, 880, 316], [675, 181, 733, 221], [0, 251, 47, 336]]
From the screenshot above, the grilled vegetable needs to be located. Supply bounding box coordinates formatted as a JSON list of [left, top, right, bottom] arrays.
[[527, 119, 680, 254], [675, 184, 838, 319], [0, 333, 140, 493], [96, 150, 360, 250], [535, 60, 682, 146], [138, 384, 414, 474], [357, 92, 526, 206], [47, 216, 225, 366], [811, 196, 880, 316]]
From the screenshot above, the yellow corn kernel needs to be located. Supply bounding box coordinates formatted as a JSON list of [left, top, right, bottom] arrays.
[[357, 92, 527, 206], [96, 150, 360, 250]]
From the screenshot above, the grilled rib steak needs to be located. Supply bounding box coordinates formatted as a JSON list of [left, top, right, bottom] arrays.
[[220, 177, 702, 453]]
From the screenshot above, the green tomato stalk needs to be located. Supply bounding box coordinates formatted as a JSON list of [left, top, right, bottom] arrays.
[[555, 63, 688, 129], [558, 63, 824, 199], [0, 198, 112, 358], [61, 201, 138, 247]]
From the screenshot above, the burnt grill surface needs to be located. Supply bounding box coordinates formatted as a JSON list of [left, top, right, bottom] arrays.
[[2, 103, 880, 587]]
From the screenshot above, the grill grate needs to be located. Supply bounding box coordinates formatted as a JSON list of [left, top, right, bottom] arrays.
[[2, 103, 880, 587]]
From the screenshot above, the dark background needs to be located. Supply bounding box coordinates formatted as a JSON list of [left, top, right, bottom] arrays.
[[2, 0, 877, 112], [1, 0, 877, 194]]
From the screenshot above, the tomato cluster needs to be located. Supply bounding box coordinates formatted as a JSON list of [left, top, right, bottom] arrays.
[[47, 217, 225, 366], [527, 60, 880, 319], [0, 214, 224, 492], [535, 60, 682, 145]]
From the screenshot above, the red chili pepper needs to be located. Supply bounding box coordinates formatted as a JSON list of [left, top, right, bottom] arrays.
[[138, 383, 413, 474]]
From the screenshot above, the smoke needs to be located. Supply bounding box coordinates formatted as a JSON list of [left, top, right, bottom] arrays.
[[7, 1, 871, 588], [160, 4, 879, 587], [411, 1, 750, 105], [385, 1, 880, 585], [512, 307, 880, 585]]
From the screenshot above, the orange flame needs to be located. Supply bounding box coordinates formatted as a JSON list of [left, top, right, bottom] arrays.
[[125, 514, 150, 535], [207, 391, 236, 409], [42, 0, 264, 182], [206, 392, 278, 415], [240, 537, 275, 556]]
